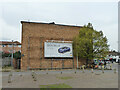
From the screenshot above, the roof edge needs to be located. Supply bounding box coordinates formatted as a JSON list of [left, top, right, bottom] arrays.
[[21, 21, 82, 27]]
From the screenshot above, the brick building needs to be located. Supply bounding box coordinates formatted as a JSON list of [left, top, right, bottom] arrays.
[[0, 41, 21, 53], [21, 21, 86, 70]]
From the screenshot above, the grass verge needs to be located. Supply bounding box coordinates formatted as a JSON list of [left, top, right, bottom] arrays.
[[57, 76, 73, 80]]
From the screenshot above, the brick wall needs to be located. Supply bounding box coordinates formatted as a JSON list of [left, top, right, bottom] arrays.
[[21, 22, 86, 70], [0, 45, 21, 53]]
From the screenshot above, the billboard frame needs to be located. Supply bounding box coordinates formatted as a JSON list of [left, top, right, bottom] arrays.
[[44, 41, 73, 59]]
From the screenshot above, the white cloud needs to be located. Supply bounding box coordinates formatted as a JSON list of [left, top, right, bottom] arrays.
[[0, 0, 119, 3], [0, 17, 21, 42], [0, 2, 118, 51], [104, 24, 118, 51]]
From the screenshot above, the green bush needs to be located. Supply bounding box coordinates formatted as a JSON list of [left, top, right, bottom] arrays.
[[2, 51, 21, 59], [13, 51, 21, 59], [2, 52, 11, 58]]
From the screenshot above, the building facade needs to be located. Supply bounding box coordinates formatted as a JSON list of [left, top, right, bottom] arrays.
[[106, 51, 120, 62], [0, 41, 21, 53], [21, 21, 86, 70]]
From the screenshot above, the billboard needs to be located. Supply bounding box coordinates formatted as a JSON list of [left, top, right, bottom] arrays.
[[44, 42, 73, 58]]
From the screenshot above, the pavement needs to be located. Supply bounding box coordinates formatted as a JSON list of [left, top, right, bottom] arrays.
[[2, 63, 119, 88]]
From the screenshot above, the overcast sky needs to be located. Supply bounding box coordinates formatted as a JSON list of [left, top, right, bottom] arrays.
[[0, 1, 118, 51]]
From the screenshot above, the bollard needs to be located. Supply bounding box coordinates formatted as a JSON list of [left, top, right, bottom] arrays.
[[9, 72, 12, 77], [8, 74, 12, 83], [33, 72, 37, 81], [102, 69, 104, 73], [114, 68, 117, 74], [8, 72, 12, 83], [20, 74, 22, 77], [91, 69, 94, 73], [61, 71, 62, 74], [8, 76, 12, 83], [82, 66, 85, 73], [31, 71, 34, 77], [46, 69, 48, 74], [33, 74, 37, 81], [32, 73, 34, 77], [102, 65, 104, 73], [31, 71, 34, 78], [74, 69, 76, 74], [110, 64, 112, 70], [19, 72, 22, 77], [31, 71, 37, 81], [75, 71, 76, 74], [34, 77, 37, 81], [82, 68, 84, 73]]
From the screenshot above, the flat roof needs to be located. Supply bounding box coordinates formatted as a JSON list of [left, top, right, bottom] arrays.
[[21, 21, 82, 28], [0, 41, 21, 45]]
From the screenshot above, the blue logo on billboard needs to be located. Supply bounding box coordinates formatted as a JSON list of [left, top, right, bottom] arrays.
[[58, 47, 70, 53]]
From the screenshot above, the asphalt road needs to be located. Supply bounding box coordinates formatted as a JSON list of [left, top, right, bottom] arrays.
[[2, 63, 119, 88]]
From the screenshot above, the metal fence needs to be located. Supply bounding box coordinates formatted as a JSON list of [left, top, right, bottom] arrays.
[[2, 57, 11, 67]]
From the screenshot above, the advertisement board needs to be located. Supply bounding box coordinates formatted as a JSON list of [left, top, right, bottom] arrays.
[[44, 42, 73, 58]]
